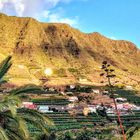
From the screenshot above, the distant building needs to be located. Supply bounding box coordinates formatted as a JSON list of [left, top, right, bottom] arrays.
[[83, 107, 90, 116], [115, 98, 127, 102], [88, 105, 97, 113], [66, 92, 73, 95], [22, 102, 37, 110], [92, 89, 100, 94], [70, 85, 76, 89], [102, 90, 109, 94], [67, 103, 75, 109], [126, 86, 133, 90], [38, 105, 53, 113], [49, 105, 67, 112], [60, 91, 66, 95], [68, 96, 78, 102], [22, 102, 33, 106]]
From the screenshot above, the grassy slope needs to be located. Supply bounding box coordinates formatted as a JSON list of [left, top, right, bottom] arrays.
[[0, 13, 140, 88]]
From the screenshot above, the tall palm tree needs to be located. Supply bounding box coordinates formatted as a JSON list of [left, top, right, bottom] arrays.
[[0, 56, 53, 140]]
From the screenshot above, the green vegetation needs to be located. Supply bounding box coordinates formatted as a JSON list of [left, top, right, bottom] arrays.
[[54, 68, 67, 77], [130, 129, 140, 140], [68, 68, 78, 73], [114, 89, 140, 105], [0, 13, 140, 88], [0, 56, 53, 140], [0, 56, 140, 140], [32, 98, 70, 105], [65, 85, 92, 93]]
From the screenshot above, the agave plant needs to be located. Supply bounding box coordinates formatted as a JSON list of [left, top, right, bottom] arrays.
[[100, 61, 126, 140], [0, 56, 53, 140]]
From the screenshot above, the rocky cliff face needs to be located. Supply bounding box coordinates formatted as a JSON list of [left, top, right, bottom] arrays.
[[0, 13, 140, 88]]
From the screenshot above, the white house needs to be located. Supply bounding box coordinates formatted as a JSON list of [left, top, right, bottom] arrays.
[[68, 96, 78, 102], [115, 98, 127, 102], [103, 91, 109, 94], [126, 86, 133, 90], [92, 89, 100, 94], [38, 105, 53, 113], [88, 105, 97, 113], [70, 85, 76, 89], [67, 103, 75, 109]]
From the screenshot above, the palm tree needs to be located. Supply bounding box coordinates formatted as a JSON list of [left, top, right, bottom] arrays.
[[0, 56, 12, 85], [126, 125, 139, 140], [0, 56, 53, 140]]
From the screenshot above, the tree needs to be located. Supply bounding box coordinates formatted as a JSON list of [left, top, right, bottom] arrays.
[[126, 126, 139, 140], [0, 56, 53, 140], [100, 61, 126, 140], [0, 56, 12, 85], [76, 129, 92, 140]]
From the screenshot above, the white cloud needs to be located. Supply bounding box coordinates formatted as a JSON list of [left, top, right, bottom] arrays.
[[109, 36, 117, 40], [0, 0, 25, 16], [41, 10, 78, 26], [0, 0, 74, 17], [42, 10, 50, 19], [13, 0, 25, 17], [0, 2, 3, 9], [0, 0, 82, 26], [49, 13, 78, 26], [58, 18, 77, 25]]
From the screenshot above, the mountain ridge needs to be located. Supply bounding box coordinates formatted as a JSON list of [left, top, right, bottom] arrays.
[[0, 13, 140, 88]]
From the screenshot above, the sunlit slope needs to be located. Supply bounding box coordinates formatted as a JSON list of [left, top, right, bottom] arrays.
[[0, 13, 140, 87]]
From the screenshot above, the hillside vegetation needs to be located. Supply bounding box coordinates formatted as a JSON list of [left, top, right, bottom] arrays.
[[0, 13, 140, 88]]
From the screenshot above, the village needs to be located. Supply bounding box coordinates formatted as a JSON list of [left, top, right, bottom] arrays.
[[1, 76, 140, 138], [21, 84, 140, 117]]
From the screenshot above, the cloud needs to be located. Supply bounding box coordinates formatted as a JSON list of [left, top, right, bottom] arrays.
[[109, 36, 117, 40], [41, 10, 78, 26], [0, 0, 73, 17], [0, 0, 25, 16], [0, 0, 80, 26], [0, 2, 3, 9]]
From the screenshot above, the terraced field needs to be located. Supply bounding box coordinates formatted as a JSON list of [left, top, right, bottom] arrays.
[[32, 98, 70, 105], [28, 111, 140, 133], [114, 89, 140, 105], [28, 89, 140, 137]]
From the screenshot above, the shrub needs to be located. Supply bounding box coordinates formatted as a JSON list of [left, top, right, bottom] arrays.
[[54, 68, 67, 77], [68, 68, 78, 73]]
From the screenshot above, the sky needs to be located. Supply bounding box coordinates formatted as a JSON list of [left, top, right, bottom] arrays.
[[0, 0, 140, 48]]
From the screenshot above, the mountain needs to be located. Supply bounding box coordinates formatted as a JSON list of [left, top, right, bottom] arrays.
[[0, 13, 140, 88]]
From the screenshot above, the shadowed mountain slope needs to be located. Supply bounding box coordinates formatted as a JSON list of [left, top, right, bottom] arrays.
[[0, 13, 140, 88]]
